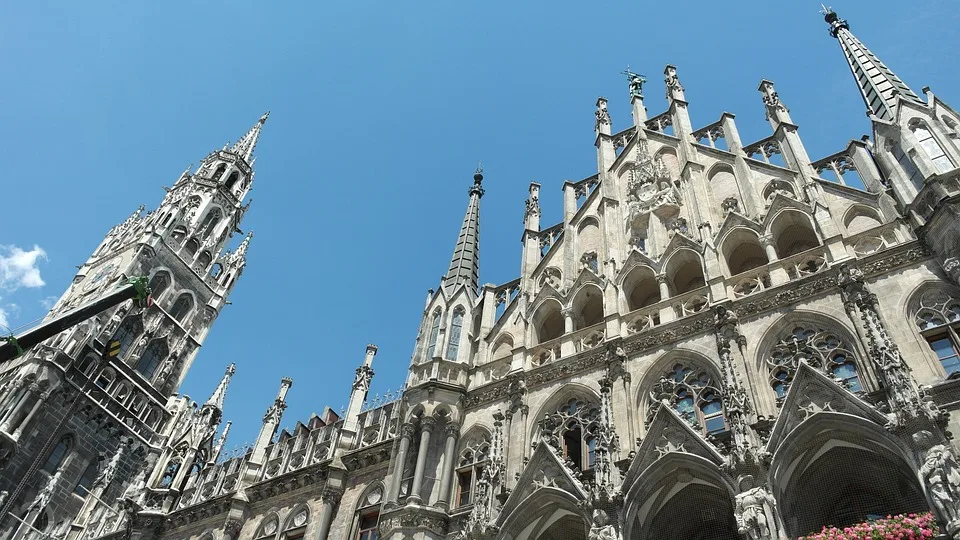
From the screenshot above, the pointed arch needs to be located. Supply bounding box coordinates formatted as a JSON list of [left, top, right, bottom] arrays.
[[768, 208, 821, 258], [148, 270, 172, 301], [655, 146, 681, 181], [74, 459, 99, 496], [769, 412, 927, 538], [222, 170, 239, 190], [198, 208, 222, 238], [719, 228, 768, 275], [280, 503, 311, 534], [445, 306, 466, 361], [623, 452, 738, 540], [253, 512, 281, 540], [570, 282, 604, 330], [184, 238, 200, 257], [170, 226, 188, 244], [425, 308, 442, 359], [112, 316, 143, 360], [622, 265, 660, 311], [842, 204, 884, 236], [196, 251, 212, 271], [637, 348, 725, 436], [498, 487, 589, 540], [211, 163, 227, 183], [42, 434, 74, 473], [755, 311, 869, 405], [530, 383, 602, 472], [907, 283, 960, 378], [490, 333, 514, 363], [351, 482, 385, 540], [662, 248, 706, 295], [170, 293, 194, 323], [136, 339, 168, 380], [708, 163, 742, 213], [532, 298, 564, 345]]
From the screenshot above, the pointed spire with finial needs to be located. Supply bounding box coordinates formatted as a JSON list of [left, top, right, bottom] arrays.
[[443, 165, 484, 296], [821, 6, 923, 121], [230, 112, 270, 163], [204, 363, 236, 412]]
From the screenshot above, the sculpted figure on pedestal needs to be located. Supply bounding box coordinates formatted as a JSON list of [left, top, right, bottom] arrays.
[[588, 509, 619, 540], [735, 475, 784, 540]]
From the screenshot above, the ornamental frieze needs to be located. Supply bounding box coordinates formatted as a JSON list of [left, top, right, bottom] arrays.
[[379, 512, 448, 537]]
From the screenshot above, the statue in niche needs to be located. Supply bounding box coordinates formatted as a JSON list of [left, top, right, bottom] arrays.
[[588, 509, 619, 540], [915, 431, 960, 528], [734, 475, 784, 540]]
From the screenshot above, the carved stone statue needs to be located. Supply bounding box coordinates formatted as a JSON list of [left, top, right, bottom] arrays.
[[734, 475, 784, 540], [588, 509, 619, 540], [30, 469, 62, 511], [916, 434, 960, 529]]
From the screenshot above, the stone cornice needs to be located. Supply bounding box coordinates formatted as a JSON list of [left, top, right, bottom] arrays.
[[164, 492, 235, 531], [341, 438, 394, 472], [245, 461, 329, 504]]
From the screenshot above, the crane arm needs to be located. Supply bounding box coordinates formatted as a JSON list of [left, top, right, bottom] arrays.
[[0, 277, 151, 364]]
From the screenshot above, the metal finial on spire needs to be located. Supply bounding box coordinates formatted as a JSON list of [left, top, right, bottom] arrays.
[[444, 166, 484, 295], [229, 112, 270, 163], [822, 6, 923, 120], [623, 66, 647, 99]]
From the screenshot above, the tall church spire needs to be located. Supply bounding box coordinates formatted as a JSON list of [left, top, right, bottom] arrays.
[[443, 166, 484, 296], [822, 7, 924, 121], [229, 112, 269, 163]]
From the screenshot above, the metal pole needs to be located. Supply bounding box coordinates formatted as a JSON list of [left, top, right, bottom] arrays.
[[74, 486, 118, 516], [5, 511, 61, 540]]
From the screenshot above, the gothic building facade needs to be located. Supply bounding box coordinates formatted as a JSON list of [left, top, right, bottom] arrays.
[[5, 7, 960, 540]]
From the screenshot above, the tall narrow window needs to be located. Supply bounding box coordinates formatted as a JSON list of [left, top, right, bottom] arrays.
[[225, 171, 240, 191], [112, 318, 143, 359], [170, 294, 194, 323], [455, 437, 489, 507], [356, 511, 379, 540], [148, 272, 171, 301], [211, 163, 227, 183], [912, 122, 953, 173], [425, 309, 442, 359], [137, 341, 168, 379], [446, 308, 464, 360], [43, 436, 72, 473], [892, 143, 925, 191], [540, 397, 600, 472], [199, 209, 221, 238], [75, 460, 99, 496], [914, 290, 960, 378]]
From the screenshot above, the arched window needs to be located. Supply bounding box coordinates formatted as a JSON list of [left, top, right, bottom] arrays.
[[199, 209, 221, 238], [170, 293, 194, 323], [353, 485, 383, 540], [184, 238, 200, 257], [649, 364, 727, 435], [94, 368, 115, 390], [137, 340, 168, 379], [455, 436, 489, 508], [911, 121, 953, 173], [914, 290, 960, 378], [159, 459, 180, 489], [225, 171, 240, 191], [425, 309, 442, 359], [170, 226, 188, 244], [74, 460, 100, 496], [766, 326, 860, 401], [211, 163, 227, 183], [112, 317, 143, 359], [446, 308, 465, 360], [196, 252, 212, 271], [541, 397, 599, 471], [77, 354, 98, 376], [43, 436, 72, 473], [148, 271, 171, 301]]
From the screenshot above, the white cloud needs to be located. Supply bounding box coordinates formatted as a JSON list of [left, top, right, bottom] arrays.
[[40, 296, 58, 310], [0, 305, 8, 330], [0, 245, 47, 290]]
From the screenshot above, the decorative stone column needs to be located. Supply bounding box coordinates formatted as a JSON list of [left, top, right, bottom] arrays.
[[560, 308, 576, 357], [760, 235, 789, 286], [656, 274, 673, 323], [386, 422, 415, 504], [435, 422, 460, 509], [0, 383, 32, 432], [408, 417, 436, 504], [315, 486, 342, 540], [12, 389, 50, 439]]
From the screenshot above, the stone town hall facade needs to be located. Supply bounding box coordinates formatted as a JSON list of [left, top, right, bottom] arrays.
[[3, 8, 960, 540]]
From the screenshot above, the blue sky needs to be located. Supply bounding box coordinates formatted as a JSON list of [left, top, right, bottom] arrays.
[[1, 1, 958, 448]]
